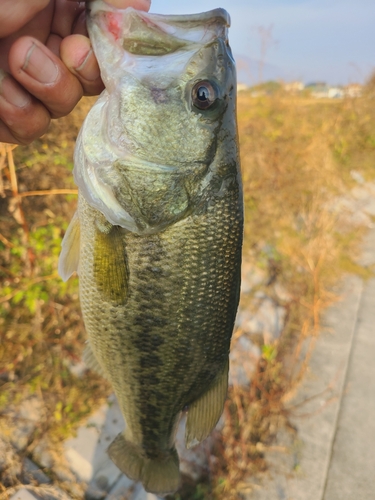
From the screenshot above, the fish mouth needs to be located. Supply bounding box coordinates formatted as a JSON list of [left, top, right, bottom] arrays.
[[86, 2, 230, 29], [79, 0, 235, 234], [87, 1, 230, 57], [86, 1, 234, 104]]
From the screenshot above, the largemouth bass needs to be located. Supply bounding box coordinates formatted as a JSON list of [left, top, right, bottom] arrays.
[[59, 0, 243, 494]]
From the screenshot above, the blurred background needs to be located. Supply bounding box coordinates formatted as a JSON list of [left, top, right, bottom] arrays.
[[153, 0, 375, 86], [1, 1, 375, 499]]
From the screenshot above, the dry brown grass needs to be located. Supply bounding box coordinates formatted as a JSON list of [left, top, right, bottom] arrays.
[[206, 89, 375, 499], [1, 86, 375, 499]]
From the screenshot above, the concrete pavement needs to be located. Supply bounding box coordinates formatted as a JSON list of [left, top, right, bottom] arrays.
[[323, 228, 375, 500], [251, 228, 375, 500]]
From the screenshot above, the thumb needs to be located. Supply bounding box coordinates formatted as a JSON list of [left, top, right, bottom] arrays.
[[0, 0, 50, 38], [60, 34, 104, 96]]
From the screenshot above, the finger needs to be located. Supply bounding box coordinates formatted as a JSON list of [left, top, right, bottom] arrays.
[[61, 0, 151, 97], [72, 10, 88, 36], [0, 71, 50, 145], [0, 3, 54, 71], [51, 0, 86, 38], [44, 33, 63, 59], [60, 35, 104, 96], [8, 37, 84, 119], [0, 0, 50, 38], [102, 0, 151, 9]]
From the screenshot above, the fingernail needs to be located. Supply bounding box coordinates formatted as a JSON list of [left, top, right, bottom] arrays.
[[0, 70, 30, 108], [74, 49, 101, 82], [22, 43, 58, 84]]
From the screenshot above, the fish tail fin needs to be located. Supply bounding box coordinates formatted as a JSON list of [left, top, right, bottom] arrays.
[[108, 433, 180, 495], [142, 447, 180, 495], [108, 434, 143, 482]]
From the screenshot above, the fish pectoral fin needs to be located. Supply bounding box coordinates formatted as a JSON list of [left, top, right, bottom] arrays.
[[83, 343, 107, 378], [185, 360, 229, 449], [108, 433, 180, 495], [93, 222, 128, 304], [58, 211, 80, 282]]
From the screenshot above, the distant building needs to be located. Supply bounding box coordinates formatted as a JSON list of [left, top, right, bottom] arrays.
[[328, 87, 344, 98], [305, 82, 345, 99], [237, 83, 248, 92], [284, 81, 304, 93], [311, 86, 330, 98], [240, 80, 360, 100], [305, 82, 327, 89], [345, 84, 362, 98], [249, 90, 267, 97]]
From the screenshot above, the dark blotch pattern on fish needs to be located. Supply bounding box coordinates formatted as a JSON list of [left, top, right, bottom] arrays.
[[127, 181, 240, 452], [80, 178, 242, 456]]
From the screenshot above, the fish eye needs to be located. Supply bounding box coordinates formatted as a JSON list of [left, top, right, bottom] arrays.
[[192, 80, 219, 110]]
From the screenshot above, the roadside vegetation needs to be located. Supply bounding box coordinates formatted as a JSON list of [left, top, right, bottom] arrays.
[[1, 78, 375, 498], [208, 79, 375, 499]]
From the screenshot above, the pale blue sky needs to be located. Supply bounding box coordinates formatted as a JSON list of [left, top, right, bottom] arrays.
[[150, 0, 375, 85]]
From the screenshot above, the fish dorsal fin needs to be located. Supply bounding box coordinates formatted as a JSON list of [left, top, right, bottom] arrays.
[[185, 360, 229, 449], [58, 211, 80, 282]]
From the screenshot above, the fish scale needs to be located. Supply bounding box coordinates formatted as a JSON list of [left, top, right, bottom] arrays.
[[78, 179, 241, 438]]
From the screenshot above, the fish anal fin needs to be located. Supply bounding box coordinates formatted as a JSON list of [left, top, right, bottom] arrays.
[[58, 211, 80, 282], [185, 360, 229, 449], [108, 433, 180, 495], [83, 343, 107, 378]]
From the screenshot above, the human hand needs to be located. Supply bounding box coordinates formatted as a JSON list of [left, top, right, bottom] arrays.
[[0, 0, 151, 145]]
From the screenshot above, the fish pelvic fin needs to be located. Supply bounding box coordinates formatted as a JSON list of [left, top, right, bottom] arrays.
[[58, 211, 80, 281], [108, 433, 180, 495], [185, 359, 229, 449]]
